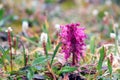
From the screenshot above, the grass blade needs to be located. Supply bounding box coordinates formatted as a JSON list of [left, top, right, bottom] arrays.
[[107, 58, 112, 75], [58, 66, 77, 75], [0, 45, 5, 54], [50, 43, 61, 66], [97, 47, 105, 75], [20, 41, 27, 67], [90, 36, 95, 54], [32, 56, 48, 66]]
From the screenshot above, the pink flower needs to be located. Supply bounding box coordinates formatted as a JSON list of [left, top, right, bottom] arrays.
[[60, 23, 87, 65]]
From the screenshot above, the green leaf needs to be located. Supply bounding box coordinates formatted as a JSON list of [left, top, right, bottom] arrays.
[[0, 46, 10, 62], [90, 36, 95, 54], [27, 67, 34, 80], [0, 15, 13, 26], [50, 43, 61, 66], [0, 45, 5, 54], [3, 49, 10, 61], [26, 8, 34, 15], [0, 58, 2, 64], [107, 58, 112, 75], [0, 27, 2, 31], [58, 66, 77, 75], [98, 11, 104, 19], [32, 56, 48, 66], [46, 36, 51, 50], [34, 52, 39, 58], [97, 47, 105, 75], [42, 24, 48, 33], [0, 9, 4, 20], [45, 0, 54, 3]]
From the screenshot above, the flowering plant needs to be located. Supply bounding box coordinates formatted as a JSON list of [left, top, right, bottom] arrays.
[[60, 23, 87, 65]]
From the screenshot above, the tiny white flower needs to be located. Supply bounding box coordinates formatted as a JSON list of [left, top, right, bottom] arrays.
[[5, 27, 13, 32], [114, 23, 119, 28], [92, 9, 99, 16], [55, 24, 60, 31], [40, 32, 48, 43], [105, 0, 112, 6], [104, 11, 109, 16], [22, 21, 29, 31], [8, 27, 13, 31], [11, 48, 15, 54], [110, 33, 116, 39], [22, 21, 29, 36]]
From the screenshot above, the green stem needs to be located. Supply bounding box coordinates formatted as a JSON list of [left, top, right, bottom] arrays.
[[20, 41, 27, 67]]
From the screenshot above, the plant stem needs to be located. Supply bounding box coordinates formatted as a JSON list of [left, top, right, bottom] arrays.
[[13, 37, 17, 55], [8, 30, 13, 71], [47, 62, 56, 80], [20, 41, 27, 67], [72, 53, 78, 66], [25, 55, 28, 67], [43, 42, 48, 57]]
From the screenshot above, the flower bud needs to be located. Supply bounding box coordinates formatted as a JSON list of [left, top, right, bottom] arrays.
[[40, 32, 48, 44], [5, 27, 13, 32], [110, 33, 116, 39], [55, 24, 60, 31], [22, 21, 29, 36]]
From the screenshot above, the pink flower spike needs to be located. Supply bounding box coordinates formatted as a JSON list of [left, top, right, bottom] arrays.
[[59, 23, 87, 65]]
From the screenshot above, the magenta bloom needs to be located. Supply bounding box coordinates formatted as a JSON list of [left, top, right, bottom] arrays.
[[60, 23, 87, 65]]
